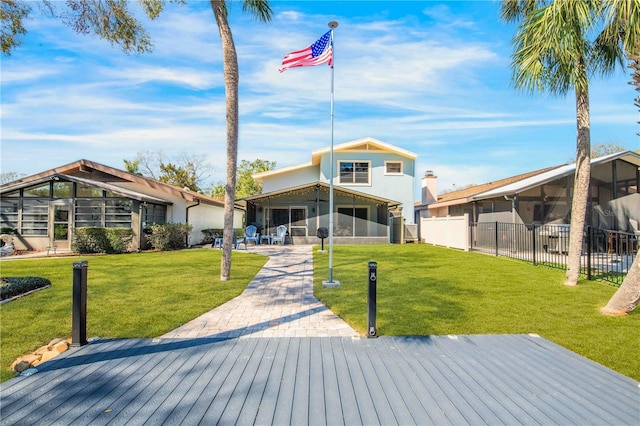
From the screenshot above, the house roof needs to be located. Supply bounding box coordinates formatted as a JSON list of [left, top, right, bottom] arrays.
[[0, 159, 224, 206], [253, 137, 417, 181], [311, 137, 418, 163], [0, 173, 171, 205], [421, 165, 563, 210], [240, 181, 401, 207], [423, 150, 640, 210], [474, 151, 640, 201]]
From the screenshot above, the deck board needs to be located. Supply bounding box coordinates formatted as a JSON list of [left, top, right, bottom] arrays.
[[1, 335, 638, 426]]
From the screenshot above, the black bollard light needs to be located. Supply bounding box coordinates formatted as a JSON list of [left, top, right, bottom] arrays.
[[367, 261, 377, 338], [71, 260, 88, 347]]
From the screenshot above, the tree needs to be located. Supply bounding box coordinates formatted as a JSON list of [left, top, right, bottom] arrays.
[[209, 1, 272, 281], [600, 252, 640, 315], [500, 0, 628, 286], [596, 0, 640, 314], [158, 162, 201, 192], [591, 143, 630, 158], [3, 1, 272, 281], [123, 159, 142, 176], [124, 151, 213, 193], [211, 158, 276, 199], [1, 0, 29, 55], [0, 171, 25, 185]]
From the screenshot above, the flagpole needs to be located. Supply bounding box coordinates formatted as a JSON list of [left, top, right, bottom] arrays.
[[324, 20, 340, 287]]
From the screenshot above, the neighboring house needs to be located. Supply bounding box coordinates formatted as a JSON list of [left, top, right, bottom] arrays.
[[239, 137, 417, 244], [416, 150, 640, 232], [0, 159, 243, 252]]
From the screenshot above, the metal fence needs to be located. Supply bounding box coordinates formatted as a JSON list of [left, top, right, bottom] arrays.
[[471, 222, 637, 287]]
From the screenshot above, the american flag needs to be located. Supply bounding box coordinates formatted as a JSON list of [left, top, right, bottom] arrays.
[[279, 30, 333, 73]]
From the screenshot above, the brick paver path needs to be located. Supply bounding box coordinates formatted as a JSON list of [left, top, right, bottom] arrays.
[[161, 245, 358, 339]]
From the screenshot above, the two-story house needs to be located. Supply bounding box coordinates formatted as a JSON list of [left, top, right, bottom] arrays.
[[239, 137, 417, 244]]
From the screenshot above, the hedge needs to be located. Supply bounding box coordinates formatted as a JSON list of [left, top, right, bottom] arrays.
[[146, 223, 193, 251], [1, 277, 51, 301], [72, 228, 133, 254]]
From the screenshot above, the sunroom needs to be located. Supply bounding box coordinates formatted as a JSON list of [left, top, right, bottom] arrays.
[[0, 174, 170, 252]]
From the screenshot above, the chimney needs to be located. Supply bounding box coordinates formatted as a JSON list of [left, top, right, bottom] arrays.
[[421, 170, 437, 205]]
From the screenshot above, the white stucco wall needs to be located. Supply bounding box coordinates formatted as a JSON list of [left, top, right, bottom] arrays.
[[111, 181, 238, 246], [187, 203, 244, 246]]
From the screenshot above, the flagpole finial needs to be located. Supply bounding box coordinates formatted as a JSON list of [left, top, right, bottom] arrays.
[[328, 21, 338, 29]]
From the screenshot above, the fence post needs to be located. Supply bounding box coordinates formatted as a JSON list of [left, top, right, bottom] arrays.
[[367, 261, 377, 338], [71, 260, 88, 347], [531, 225, 537, 266], [586, 227, 592, 280], [495, 221, 499, 257]]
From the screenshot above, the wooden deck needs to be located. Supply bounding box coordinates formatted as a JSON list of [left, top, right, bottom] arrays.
[[1, 334, 638, 425]]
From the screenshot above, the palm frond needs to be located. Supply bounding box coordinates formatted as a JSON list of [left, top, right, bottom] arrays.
[[242, 0, 272, 23]]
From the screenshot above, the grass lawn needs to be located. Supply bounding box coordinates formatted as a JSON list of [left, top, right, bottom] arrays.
[[0, 249, 267, 383], [314, 244, 639, 381]]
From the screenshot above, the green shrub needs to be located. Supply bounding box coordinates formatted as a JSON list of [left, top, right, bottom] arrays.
[[72, 228, 133, 254], [201, 228, 222, 245], [106, 228, 133, 253], [1, 277, 51, 300], [200, 228, 244, 245], [147, 223, 193, 251]]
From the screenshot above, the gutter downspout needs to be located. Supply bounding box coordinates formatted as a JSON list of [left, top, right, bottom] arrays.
[[185, 199, 200, 247]]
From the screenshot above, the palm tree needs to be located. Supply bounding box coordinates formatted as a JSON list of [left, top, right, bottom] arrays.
[[500, 0, 626, 286], [209, 0, 272, 280], [597, 0, 640, 314]]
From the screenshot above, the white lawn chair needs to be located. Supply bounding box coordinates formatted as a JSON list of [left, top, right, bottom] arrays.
[[271, 225, 287, 245]]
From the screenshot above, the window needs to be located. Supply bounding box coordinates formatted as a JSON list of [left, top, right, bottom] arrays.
[[24, 184, 50, 198], [0, 199, 19, 230], [77, 184, 103, 198], [385, 161, 403, 175], [143, 203, 166, 227], [339, 161, 370, 185], [22, 199, 49, 235], [75, 200, 103, 227], [105, 199, 132, 228], [53, 182, 73, 198]]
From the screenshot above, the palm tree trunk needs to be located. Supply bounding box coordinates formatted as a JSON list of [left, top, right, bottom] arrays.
[[210, 0, 239, 281], [601, 250, 640, 315], [565, 86, 591, 286]]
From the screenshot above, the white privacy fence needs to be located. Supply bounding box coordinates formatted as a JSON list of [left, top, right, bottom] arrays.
[[420, 214, 470, 251]]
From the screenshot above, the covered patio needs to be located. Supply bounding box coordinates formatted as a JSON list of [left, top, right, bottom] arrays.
[[238, 182, 400, 244]]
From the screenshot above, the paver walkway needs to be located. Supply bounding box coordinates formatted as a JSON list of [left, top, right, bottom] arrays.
[[161, 245, 358, 339]]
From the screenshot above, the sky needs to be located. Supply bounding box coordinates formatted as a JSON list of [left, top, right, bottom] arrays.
[[1, 0, 638, 199]]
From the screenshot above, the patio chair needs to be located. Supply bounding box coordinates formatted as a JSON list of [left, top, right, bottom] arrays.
[[213, 234, 223, 249], [244, 225, 259, 245], [215, 230, 247, 249], [234, 229, 247, 250], [271, 225, 287, 245]]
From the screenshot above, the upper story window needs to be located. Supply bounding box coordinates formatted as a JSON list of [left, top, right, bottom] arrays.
[[24, 184, 50, 198], [385, 161, 403, 175], [339, 161, 370, 185]]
